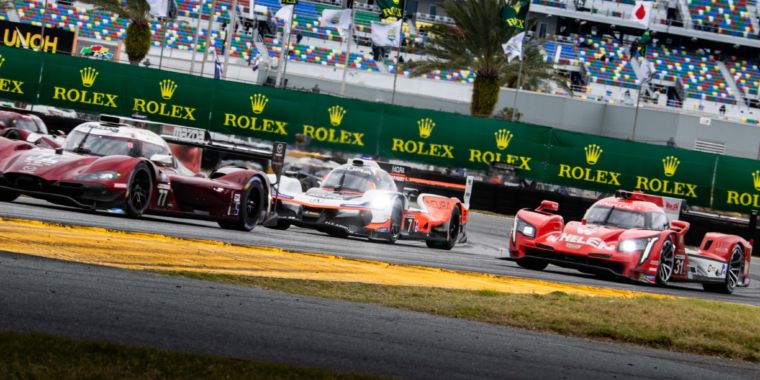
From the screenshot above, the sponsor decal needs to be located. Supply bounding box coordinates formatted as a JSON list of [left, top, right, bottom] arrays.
[[634, 155, 697, 198], [725, 170, 760, 207], [546, 232, 616, 251], [302, 105, 364, 146], [52, 67, 119, 108], [468, 128, 532, 169], [391, 117, 455, 159], [224, 93, 287, 136], [132, 79, 196, 121], [558, 144, 621, 186], [0, 54, 24, 95]]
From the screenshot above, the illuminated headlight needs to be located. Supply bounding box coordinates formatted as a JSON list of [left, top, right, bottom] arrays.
[[618, 238, 649, 253], [76, 171, 121, 181], [368, 196, 393, 210], [515, 217, 536, 238]]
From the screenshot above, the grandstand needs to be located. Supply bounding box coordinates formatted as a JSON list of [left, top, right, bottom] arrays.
[[6, 0, 760, 131]]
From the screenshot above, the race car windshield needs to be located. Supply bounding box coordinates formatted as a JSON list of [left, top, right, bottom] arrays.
[[322, 169, 377, 193], [0, 117, 41, 133], [64, 130, 169, 158], [584, 206, 668, 230]]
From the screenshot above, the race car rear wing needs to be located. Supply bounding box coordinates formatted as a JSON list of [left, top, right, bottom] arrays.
[[379, 163, 474, 207], [615, 190, 684, 221]]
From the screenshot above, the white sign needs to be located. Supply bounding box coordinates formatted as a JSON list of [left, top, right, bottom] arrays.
[[171, 126, 206, 144], [699, 117, 712, 126]]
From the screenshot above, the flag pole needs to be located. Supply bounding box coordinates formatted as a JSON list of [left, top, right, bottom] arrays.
[[390, 2, 407, 104], [223, 0, 238, 79], [275, 5, 294, 88], [339, 7, 355, 96], [158, 17, 168, 69], [200, 0, 219, 77], [510, 50, 525, 122], [189, 0, 206, 74]]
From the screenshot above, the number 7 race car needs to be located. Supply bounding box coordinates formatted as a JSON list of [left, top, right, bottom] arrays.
[[269, 159, 468, 249], [509, 190, 752, 294], [0, 121, 271, 231]]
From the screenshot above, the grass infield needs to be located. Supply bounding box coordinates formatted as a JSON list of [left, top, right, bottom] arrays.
[[0, 331, 383, 380], [157, 271, 760, 362]]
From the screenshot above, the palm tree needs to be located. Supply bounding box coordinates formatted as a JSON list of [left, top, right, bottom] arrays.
[[406, 0, 567, 116], [81, 0, 153, 64]]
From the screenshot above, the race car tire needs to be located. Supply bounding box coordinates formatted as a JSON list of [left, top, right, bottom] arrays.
[[218, 177, 265, 232], [656, 237, 676, 286], [3, 129, 21, 140], [385, 198, 403, 244], [124, 163, 153, 218], [516, 258, 549, 271], [265, 219, 291, 230], [0, 189, 19, 202], [703, 244, 743, 294], [425, 205, 461, 250]]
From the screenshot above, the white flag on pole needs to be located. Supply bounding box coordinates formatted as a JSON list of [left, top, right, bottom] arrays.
[[502, 31, 525, 62], [370, 20, 403, 48], [631, 1, 652, 28], [274, 5, 294, 24], [320, 9, 353, 30], [147, 0, 169, 17], [638, 57, 656, 84]]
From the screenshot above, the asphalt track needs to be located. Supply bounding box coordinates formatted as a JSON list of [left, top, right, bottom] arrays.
[[2, 197, 759, 305], [2, 251, 760, 380]]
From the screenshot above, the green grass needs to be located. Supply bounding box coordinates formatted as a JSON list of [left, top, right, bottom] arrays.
[[0, 331, 384, 380], [156, 271, 760, 362]]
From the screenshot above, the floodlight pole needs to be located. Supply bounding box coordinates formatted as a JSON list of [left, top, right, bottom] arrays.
[[631, 79, 646, 141], [222, 0, 238, 79]]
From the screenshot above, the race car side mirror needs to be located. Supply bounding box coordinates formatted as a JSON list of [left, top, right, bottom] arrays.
[[581, 218, 587, 225], [536, 200, 559, 213], [150, 154, 174, 167], [670, 220, 689, 233]]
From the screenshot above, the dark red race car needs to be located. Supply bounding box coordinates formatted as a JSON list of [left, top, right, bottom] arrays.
[[509, 191, 752, 294], [0, 121, 271, 231], [0, 110, 63, 148]]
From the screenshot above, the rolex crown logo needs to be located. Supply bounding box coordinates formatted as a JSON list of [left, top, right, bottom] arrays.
[[0, 55, 5, 69], [662, 156, 680, 177], [584, 144, 603, 165], [159, 79, 178, 100], [250, 93, 269, 114], [80, 67, 98, 88], [495, 129, 514, 150], [752, 170, 760, 191], [417, 118, 435, 139], [328, 105, 347, 127]]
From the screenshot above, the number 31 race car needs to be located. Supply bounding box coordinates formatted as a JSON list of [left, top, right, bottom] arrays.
[[270, 159, 468, 249], [509, 190, 752, 294], [0, 121, 271, 231]]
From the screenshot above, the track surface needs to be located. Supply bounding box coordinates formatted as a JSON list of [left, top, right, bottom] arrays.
[[2, 252, 759, 380], [2, 197, 759, 305]]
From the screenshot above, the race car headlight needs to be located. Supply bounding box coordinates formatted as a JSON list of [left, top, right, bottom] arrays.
[[618, 238, 648, 253], [515, 217, 536, 238], [368, 196, 393, 210], [76, 171, 121, 181]]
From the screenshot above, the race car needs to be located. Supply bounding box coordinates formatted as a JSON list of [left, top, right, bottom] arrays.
[[0, 121, 271, 231], [509, 190, 752, 294], [269, 159, 468, 249], [0, 110, 63, 148]]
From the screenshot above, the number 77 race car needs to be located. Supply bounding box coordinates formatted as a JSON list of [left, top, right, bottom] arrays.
[[269, 159, 468, 249], [509, 190, 752, 294], [0, 121, 271, 231]]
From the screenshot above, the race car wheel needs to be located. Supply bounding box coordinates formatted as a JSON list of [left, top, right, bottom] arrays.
[[3, 129, 21, 140], [218, 177, 265, 232], [516, 258, 549, 271], [0, 189, 19, 202], [703, 245, 744, 294], [656, 237, 676, 286], [425, 205, 461, 250], [124, 164, 153, 218], [386, 198, 403, 243]]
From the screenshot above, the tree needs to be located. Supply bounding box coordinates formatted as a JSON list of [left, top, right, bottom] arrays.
[[405, 0, 567, 116], [81, 0, 152, 64]]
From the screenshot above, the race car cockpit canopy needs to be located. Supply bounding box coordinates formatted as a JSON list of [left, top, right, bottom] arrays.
[[321, 161, 397, 193], [63, 122, 171, 159]]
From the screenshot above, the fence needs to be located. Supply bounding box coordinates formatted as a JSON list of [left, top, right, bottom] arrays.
[[0, 45, 758, 213]]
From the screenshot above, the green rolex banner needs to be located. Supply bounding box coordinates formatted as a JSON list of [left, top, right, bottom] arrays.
[[377, 0, 404, 20], [501, 0, 530, 31]]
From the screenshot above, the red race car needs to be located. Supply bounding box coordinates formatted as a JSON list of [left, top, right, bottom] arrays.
[[0, 121, 271, 231], [509, 190, 752, 294], [0, 110, 63, 148]]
